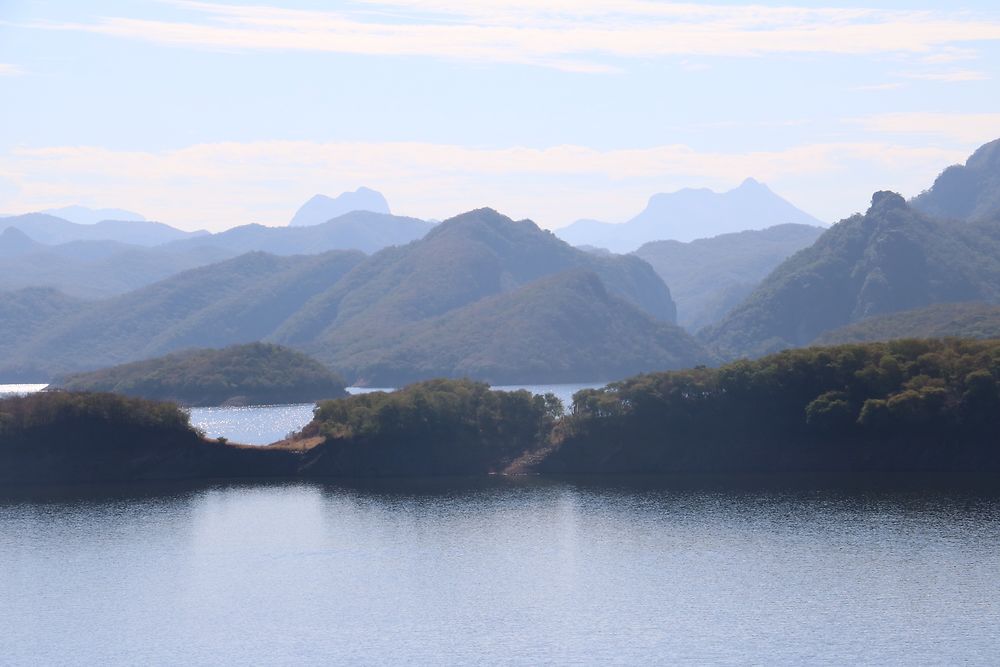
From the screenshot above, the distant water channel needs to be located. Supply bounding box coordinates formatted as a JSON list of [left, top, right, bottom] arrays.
[[188, 383, 601, 445], [2, 477, 999, 665]]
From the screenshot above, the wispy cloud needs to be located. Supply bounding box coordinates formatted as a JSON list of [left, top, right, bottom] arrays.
[[24, 1, 1000, 71], [850, 82, 905, 92], [901, 69, 990, 82], [0, 138, 969, 229], [850, 112, 1000, 143], [0, 64, 24, 76]]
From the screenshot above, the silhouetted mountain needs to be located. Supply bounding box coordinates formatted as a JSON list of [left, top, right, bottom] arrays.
[[40, 205, 147, 224], [324, 270, 712, 385], [289, 187, 391, 226], [634, 223, 824, 330], [701, 191, 1000, 358], [0, 213, 207, 246], [167, 210, 431, 256], [912, 138, 1000, 222], [815, 303, 1000, 345], [556, 178, 822, 251], [56, 343, 347, 407], [0, 251, 365, 377]]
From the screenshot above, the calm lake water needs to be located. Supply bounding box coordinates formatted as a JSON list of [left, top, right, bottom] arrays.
[[1, 477, 998, 665]]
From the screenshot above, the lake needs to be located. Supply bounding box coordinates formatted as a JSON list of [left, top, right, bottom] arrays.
[[1, 477, 998, 665]]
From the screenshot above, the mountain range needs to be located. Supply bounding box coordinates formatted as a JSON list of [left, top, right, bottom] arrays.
[[39, 205, 147, 225], [0, 213, 207, 246], [0, 209, 709, 384], [0, 210, 432, 298], [5, 138, 1000, 384], [556, 178, 823, 252], [700, 137, 1000, 358]]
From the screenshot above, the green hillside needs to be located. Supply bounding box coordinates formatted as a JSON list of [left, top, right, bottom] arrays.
[[815, 302, 1000, 345], [327, 270, 713, 385]]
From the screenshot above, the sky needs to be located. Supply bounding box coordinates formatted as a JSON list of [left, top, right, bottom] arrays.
[[1, 0, 999, 231]]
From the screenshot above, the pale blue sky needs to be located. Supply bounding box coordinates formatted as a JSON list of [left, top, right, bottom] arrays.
[[1, 0, 999, 230]]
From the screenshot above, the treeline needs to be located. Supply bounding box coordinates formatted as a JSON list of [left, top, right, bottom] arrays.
[[542, 338, 1000, 474], [297, 379, 562, 476], [0, 391, 297, 485], [6, 339, 1000, 487]]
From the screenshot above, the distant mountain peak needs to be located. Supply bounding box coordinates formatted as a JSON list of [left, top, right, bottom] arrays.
[[738, 177, 769, 191], [289, 187, 391, 226], [870, 190, 907, 212], [967, 137, 1000, 171], [556, 178, 822, 251]]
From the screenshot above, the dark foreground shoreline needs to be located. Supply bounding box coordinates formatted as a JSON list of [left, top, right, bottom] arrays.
[[5, 339, 1000, 489]]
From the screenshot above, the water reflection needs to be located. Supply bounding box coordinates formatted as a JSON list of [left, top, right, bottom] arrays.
[[2, 477, 999, 665]]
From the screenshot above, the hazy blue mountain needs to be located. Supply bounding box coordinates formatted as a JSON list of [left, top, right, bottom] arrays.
[[701, 191, 1000, 359], [0, 239, 235, 299], [633, 223, 825, 330], [0, 213, 207, 246], [328, 270, 712, 386], [274, 207, 675, 346], [0, 251, 365, 377], [556, 178, 823, 251], [269, 208, 680, 383], [2, 208, 689, 385], [0, 287, 86, 381], [911, 138, 1000, 222], [167, 210, 432, 256], [814, 302, 1000, 345], [289, 187, 391, 226], [40, 205, 147, 224], [0, 227, 45, 258]]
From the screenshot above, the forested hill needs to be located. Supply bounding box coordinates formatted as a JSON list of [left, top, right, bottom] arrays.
[[323, 270, 712, 386], [269, 207, 677, 350], [700, 191, 1000, 359], [55, 343, 347, 407], [912, 138, 1000, 222]]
